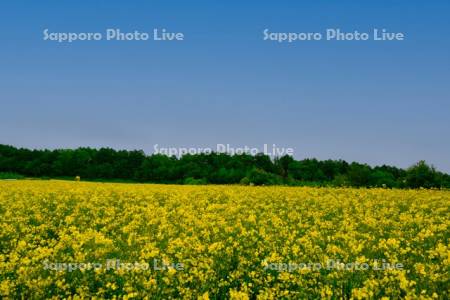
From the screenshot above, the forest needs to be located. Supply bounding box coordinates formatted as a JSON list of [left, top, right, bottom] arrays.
[[0, 144, 448, 188]]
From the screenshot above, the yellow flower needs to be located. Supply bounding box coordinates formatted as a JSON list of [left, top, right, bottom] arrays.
[[0, 180, 448, 298]]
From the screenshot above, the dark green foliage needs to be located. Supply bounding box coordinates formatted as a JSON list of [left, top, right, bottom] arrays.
[[347, 163, 372, 187], [239, 177, 251, 185], [369, 170, 397, 188], [246, 168, 283, 186], [0, 172, 25, 179], [0, 144, 448, 188], [183, 177, 208, 185], [405, 161, 441, 188]]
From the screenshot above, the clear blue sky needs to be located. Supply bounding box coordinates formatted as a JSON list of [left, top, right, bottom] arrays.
[[1, 1, 449, 172]]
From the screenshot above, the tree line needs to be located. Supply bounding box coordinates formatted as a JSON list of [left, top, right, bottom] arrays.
[[0, 144, 449, 188]]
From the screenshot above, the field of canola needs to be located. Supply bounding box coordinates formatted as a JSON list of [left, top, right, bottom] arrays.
[[0, 180, 449, 299]]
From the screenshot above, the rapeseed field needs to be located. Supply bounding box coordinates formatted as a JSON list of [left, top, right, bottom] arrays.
[[0, 180, 448, 299]]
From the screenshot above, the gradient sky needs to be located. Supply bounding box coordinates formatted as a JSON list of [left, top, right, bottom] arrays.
[[1, 1, 449, 172]]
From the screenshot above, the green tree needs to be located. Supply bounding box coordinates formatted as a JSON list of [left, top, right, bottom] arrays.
[[405, 161, 440, 188]]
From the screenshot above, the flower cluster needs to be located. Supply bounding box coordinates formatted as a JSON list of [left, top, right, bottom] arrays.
[[0, 180, 448, 299]]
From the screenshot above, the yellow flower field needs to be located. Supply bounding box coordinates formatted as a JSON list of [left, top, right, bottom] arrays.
[[0, 180, 449, 299]]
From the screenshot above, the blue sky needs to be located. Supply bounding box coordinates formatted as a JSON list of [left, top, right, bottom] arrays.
[[1, 1, 449, 172]]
